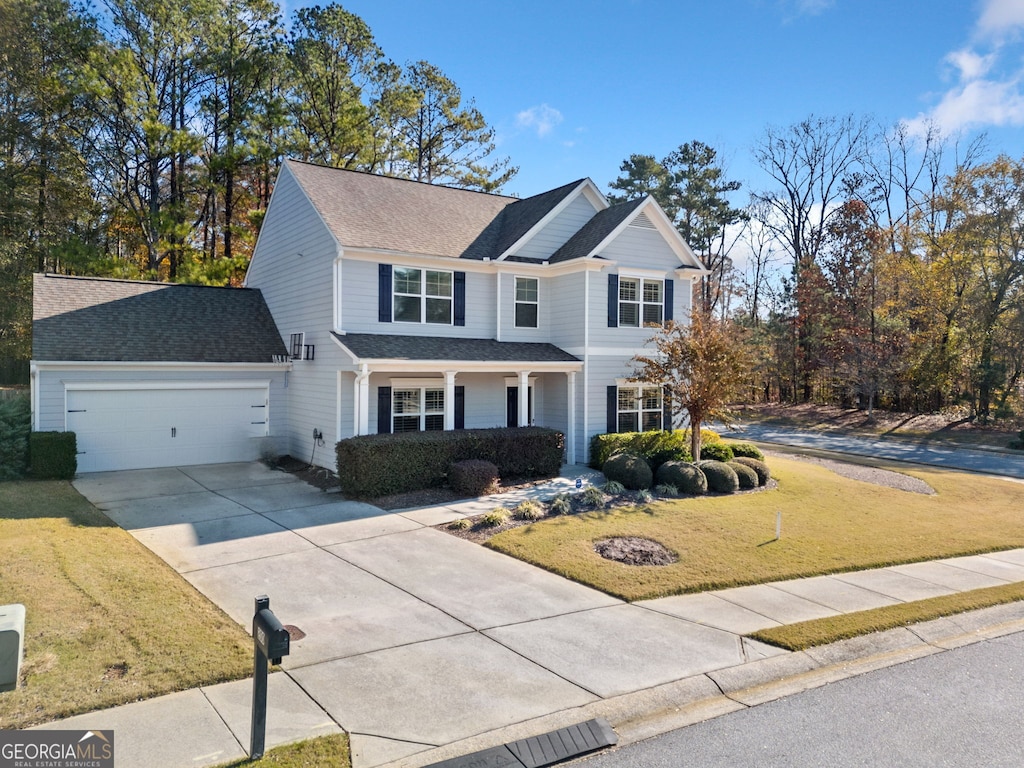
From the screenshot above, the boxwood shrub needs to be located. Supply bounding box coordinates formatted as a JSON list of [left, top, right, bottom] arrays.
[[29, 431, 77, 480], [728, 442, 765, 460], [449, 459, 499, 497], [602, 453, 653, 490], [699, 442, 735, 462], [732, 456, 771, 486], [728, 460, 759, 489], [697, 459, 739, 494], [336, 427, 563, 498], [654, 460, 707, 495]]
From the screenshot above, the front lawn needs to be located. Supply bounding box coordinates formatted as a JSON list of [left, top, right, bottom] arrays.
[[486, 456, 1024, 602], [0, 481, 253, 728]]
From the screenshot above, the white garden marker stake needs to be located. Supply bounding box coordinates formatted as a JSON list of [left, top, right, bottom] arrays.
[[776, 511, 782, 540]]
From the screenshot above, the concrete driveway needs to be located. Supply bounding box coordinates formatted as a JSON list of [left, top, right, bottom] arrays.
[[73, 462, 764, 767]]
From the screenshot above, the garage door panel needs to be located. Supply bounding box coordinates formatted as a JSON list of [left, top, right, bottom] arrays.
[[67, 385, 269, 473]]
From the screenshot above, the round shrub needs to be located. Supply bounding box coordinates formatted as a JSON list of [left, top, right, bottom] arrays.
[[654, 461, 707, 496], [699, 442, 735, 462], [449, 459, 499, 496], [728, 442, 765, 460], [647, 446, 692, 471], [697, 460, 739, 494], [733, 456, 771, 486], [728, 461, 759, 489], [602, 453, 653, 490]]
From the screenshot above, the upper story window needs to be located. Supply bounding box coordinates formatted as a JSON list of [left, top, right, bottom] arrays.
[[619, 277, 663, 327], [514, 276, 538, 328], [394, 267, 452, 324], [393, 387, 444, 432], [617, 386, 662, 432]]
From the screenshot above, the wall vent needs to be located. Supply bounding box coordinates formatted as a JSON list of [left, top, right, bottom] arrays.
[[630, 212, 657, 229]]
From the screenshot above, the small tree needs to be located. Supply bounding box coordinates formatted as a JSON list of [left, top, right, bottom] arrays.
[[631, 313, 750, 461]]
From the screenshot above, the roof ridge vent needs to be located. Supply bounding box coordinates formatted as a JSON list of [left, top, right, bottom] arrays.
[[630, 212, 656, 229]]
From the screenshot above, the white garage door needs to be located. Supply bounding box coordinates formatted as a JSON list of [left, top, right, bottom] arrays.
[[66, 382, 269, 473]]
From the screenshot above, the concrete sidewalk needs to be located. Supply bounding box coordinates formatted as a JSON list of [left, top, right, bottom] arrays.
[[37, 461, 1024, 768]]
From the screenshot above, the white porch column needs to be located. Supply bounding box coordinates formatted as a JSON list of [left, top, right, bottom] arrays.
[[567, 371, 576, 463], [518, 370, 530, 426], [354, 364, 370, 435], [444, 370, 457, 430]]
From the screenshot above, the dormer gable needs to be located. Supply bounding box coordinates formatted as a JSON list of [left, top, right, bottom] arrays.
[[496, 178, 607, 262], [550, 195, 708, 272]]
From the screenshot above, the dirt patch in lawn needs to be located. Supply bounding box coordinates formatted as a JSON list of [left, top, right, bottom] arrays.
[[594, 537, 678, 566]]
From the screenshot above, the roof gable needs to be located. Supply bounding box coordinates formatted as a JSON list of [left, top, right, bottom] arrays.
[[493, 179, 599, 260], [32, 274, 287, 363], [550, 196, 708, 270]]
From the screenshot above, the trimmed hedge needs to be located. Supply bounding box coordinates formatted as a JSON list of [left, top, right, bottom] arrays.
[[697, 460, 739, 494], [29, 431, 77, 480], [602, 453, 653, 490], [733, 456, 771, 486], [0, 394, 31, 480], [589, 428, 722, 470], [654, 461, 707, 495], [699, 442, 735, 462], [449, 459, 499, 497], [728, 460, 759, 489], [336, 427, 563, 498], [728, 442, 765, 460]]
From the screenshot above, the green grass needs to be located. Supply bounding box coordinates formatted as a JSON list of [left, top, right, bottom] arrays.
[[486, 456, 1024, 602], [215, 734, 350, 767], [750, 582, 1024, 651], [0, 480, 253, 728]]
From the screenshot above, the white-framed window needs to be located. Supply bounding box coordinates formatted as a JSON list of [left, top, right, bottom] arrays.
[[619, 277, 663, 327], [514, 276, 539, 328], [393, 387, 445, 433], [393, 267, 452, 324], [617, 386, 662, 432]]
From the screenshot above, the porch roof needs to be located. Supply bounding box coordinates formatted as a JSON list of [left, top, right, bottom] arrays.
[[332, 333, 580, 366]]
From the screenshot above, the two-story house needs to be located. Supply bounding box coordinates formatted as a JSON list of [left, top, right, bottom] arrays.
[[244, 160, 707, 466], [30, 160, 706, 473]]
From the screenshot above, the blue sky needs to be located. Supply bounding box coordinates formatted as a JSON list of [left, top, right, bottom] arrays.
[[288, 0, 1024, 199]]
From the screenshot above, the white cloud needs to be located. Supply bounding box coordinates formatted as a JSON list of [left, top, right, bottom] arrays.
[[976, 0, 1024, 40], [945, 48, 996, 81], [515, 104, 563, 138], [905, 0, 1024, 136]]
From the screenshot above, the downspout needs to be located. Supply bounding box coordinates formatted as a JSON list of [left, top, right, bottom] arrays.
[[582, 271, 590, 465], [30, 362, 39, 431]]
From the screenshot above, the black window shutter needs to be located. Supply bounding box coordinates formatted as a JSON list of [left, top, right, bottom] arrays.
[[377, 386, 392, 434], [454, 385, 465, 429], [664, 278, 674, 322], [607, 274, 618, 327], [606, 385, 618, 433], [378, 264, 392, 322], [506, 387, 518, 428], [454, 271, 466, 326], [663, 386, 672, 430]]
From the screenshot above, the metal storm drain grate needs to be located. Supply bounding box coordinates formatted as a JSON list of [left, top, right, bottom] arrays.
[[424, 718, 618, 768]]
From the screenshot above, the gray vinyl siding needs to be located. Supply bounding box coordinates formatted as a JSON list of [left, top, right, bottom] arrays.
[[586, 268, 660, 349], [244, 164, 341, 458], [342, 259, 496, 338], [499, 272, 549, 343], [513, 194, 600, 261], [546, 271, 587, 349], [34, 367, 289, 456], [600, 225, 685, 271]]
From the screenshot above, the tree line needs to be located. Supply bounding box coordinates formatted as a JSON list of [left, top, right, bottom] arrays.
[[607, 117, 1023, 423], [0, 0, 514, 373]]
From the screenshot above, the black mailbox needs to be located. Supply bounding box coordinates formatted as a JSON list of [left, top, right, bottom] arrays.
[[253, 606, 290, 664]]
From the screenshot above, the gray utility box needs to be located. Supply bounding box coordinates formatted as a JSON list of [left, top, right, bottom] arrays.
[[0, 604, 25, 692]]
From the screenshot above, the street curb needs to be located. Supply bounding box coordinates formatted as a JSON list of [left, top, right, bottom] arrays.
[[373, 603, 1024, 768]]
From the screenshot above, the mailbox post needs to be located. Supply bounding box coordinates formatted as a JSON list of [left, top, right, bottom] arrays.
[[251, 595, 290, 760]]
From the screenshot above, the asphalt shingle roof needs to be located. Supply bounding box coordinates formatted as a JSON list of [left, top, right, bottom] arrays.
[[33, 274, 288, 363], [334, 333, 580, 363], [285, 161, 588, 262]]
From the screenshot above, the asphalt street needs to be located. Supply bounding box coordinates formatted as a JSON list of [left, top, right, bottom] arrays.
[[572, 631, 1024, 767], [722, 423, 1024, 479]]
